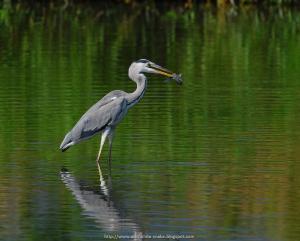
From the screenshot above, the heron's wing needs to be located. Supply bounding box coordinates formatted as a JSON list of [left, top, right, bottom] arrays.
[[79, 90, 127, 120], [70, 94, 127, 142], [60, 90, 128, 150]]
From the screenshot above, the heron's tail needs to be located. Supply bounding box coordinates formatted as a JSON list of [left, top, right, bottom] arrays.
[[60, 132, 74, 152]]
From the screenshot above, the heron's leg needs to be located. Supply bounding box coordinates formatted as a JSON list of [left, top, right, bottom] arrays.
[[107, 130, 115, 175], [96, 128, 110, 176]]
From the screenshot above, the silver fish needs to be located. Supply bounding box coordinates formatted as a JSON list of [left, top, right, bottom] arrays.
[[164, 73, 183, 85]]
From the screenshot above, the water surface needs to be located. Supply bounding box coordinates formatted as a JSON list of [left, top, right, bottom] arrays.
[[0, 4, 300, 241]]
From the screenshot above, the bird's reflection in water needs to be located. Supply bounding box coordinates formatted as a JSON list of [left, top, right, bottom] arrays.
[[60, 166, 142, 241]]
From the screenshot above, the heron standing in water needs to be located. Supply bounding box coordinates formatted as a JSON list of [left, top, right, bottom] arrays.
[[60, 59, 182, 174]]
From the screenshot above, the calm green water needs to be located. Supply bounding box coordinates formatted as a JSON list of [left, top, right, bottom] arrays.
[[1, 4, 300, 241]]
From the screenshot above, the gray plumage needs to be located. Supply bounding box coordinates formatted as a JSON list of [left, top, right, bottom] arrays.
[[60, 90, 127, 151], [60, 59, 178, 171]]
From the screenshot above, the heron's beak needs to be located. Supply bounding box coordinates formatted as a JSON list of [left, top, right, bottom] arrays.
[[148, 63, 174, 78]]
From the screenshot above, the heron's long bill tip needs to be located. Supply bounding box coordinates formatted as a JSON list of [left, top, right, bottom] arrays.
[[149, 63, 174, 78], [156, 70, 173, 78]]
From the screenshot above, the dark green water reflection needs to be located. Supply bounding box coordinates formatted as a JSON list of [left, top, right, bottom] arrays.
[[0, 4, 300, 241]]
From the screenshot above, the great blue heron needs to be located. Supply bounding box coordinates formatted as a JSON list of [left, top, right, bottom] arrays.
[[60, 59, 181, 173]]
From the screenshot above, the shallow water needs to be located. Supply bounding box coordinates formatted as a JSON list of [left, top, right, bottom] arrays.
[[0, 4, 300, 241]]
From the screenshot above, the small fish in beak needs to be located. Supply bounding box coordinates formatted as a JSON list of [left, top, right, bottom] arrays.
[[164, 73, 183, 85], [147, 61, 183, 85]]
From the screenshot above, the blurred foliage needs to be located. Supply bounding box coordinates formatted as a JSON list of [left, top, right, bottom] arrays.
[[1, 0, 300, 13]]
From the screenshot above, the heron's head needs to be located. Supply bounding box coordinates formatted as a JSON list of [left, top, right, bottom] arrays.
[[129, 59, 176, 81]]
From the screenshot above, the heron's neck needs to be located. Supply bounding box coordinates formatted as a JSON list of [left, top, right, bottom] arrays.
[[126, 74, 147, 108]]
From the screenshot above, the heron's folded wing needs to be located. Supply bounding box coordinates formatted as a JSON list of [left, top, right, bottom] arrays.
[[79, 90, 127, 120], [71, 97, 127, 142]]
